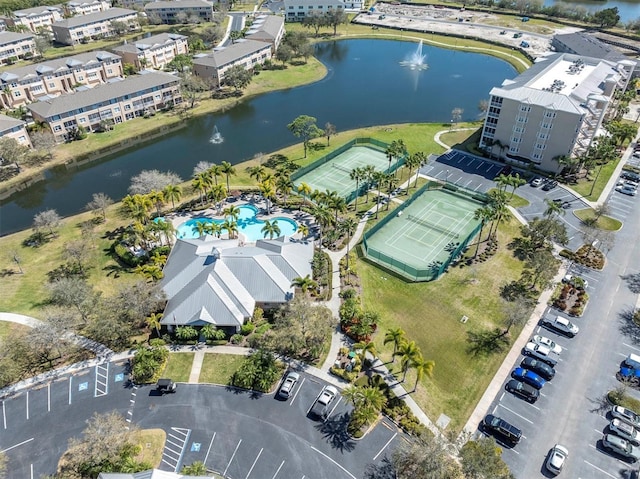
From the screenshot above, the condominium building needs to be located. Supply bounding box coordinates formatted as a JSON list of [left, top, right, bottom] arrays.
[[66, 0, 112, 16], [51, 8, 140, 46], [2, 5, 64, 33], [0, 31, 36, 66], [27, 71, 182, 142], [113, 33, 188, 70], [245, 15, 285, 51], [193, 39, 272, 87], [479, 53, 635, 173], [144, 0, 215, 24], [0, 51, 123, 110], [0, 115, 32, 148], [283, 0, 350, 22]]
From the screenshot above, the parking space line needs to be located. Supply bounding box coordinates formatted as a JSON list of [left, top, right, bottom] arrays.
[[497, 404, 534, 424], [203, 432, 216, 465], [311, 447, 356, 478], [623, 343, 640, 352], [373, 432, 397, 461], [94, 363, 109, 397], [617, 352, 627, 358], [1, 437, 34, 453], [271, 460, 285, 479], [476, 162, 482, 170], [26, 391, 28, 420], [290, 378, 305, 406], [2, 401, 5, 429], [529, 403, 541, 411], [588, 444, 629, 467], [161, 427, 191, 472], [245, 448, 263, 479], [223, 439, 242, 477]]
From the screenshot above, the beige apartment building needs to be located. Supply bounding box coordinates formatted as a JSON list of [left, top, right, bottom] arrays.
[[0, 115, 32, 149], [283, 0, 349, 22], [51, 8, 140, 46], [113, 33, 189, 70], [27, 71, 182, 142], [66, 0, 112, 16], [0, 31, 36, 66], [479, 53, 635, 173], [2, 5, 64, 33], [193, 39, 272, 87], [245, 15, 284, 51], [0, 51, 123, 110], [144, 0, 214, 24]]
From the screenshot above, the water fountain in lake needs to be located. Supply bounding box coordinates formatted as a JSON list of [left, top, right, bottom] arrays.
[[400, 40, 428, 71], [210, 125, 224, 144]]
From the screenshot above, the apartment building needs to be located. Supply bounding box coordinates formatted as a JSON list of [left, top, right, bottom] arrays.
[[0, 32, 36, 67], [479, 53, 635, 173], [144, 0, 215, 24], [66, 0, 112, 16], [51, 8, 140, 46], [27, 71, 182, 142], [283, 0, 350, 22], [193, 39, 272, 87], [0, 51, 123, 110], [2, 5, 64, 33], [245, 15, 284, 51], [113, 33, 188, 70], [0, 115, 32, 148]]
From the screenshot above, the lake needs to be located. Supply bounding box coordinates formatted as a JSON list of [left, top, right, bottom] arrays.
[[542, 0, 640, 22]]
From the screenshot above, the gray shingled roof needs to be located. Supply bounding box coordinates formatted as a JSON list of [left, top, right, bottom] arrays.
[[113, 32, 186, 54], [0, 51, 119, 85], [554, 32, 625, 62], [144, 0, 212, 9], [0, 31, 34, 46], [160, 236, 313, 328], [246, 15, 283, 42], [193, 39, 271, 69], [13, 5, 63, 17], [52, 7, 137, 28], [0, 114, 25, 135], [26, 71, 178, 119]]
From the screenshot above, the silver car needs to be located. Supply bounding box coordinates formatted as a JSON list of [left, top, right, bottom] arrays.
[[602, 433, 640, 462], [278, 372, 300, 399], [545, 444, 568, 475], [610, 419, 640, 445], [612, 406, 640, 428]]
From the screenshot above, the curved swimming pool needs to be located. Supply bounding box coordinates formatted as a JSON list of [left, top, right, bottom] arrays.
[[175, 204, 298, 242]]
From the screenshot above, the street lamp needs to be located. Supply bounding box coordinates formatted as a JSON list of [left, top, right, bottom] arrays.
[[446, 169, 450, 183]]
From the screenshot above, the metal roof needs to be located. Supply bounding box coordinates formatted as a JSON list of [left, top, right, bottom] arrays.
[[193, 39, 271, 69], [52, 7, 137, 28]]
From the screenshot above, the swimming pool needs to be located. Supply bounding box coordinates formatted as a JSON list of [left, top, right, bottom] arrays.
[[175, 204, 298, 242]]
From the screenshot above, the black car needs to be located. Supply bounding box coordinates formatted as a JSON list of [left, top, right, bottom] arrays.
[[521, 357, 555, 381], [156, 378, 177, 394], [542, 180, 558, 191], [482, 414, 522, 444], [505, 379, 539, 402], [622, 171, 640, 182]]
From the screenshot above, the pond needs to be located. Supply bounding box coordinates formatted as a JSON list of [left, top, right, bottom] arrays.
[[0, 39, 516, 235]]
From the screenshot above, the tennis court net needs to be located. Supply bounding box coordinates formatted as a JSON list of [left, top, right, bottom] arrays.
[[406, 215, 460, 238], [332, 164, 353, 173]]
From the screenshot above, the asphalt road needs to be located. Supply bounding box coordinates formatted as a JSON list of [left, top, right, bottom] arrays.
[[1, 365, 405, 478]]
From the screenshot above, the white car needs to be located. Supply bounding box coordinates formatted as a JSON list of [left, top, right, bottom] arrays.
[[277, 371, 300, 399], [612, 406, 640, 428], [610, 419, 640, 445], [540, 316, 579, 338], [531, 177, 543, 187], [524, 342, 558, 366], [545, 444, 568, 474], [532, 335, 562, 354]]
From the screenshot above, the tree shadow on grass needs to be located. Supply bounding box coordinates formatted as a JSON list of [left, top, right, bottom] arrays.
[[621, 273, 640, 294], [315, 412, 355, 453], [618, 308, 640, 346], [466, 328, 510, 357]]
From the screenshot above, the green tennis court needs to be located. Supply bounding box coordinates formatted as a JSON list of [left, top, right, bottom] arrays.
[[293, 145, 391, 199], [363, 188, 484, 281]]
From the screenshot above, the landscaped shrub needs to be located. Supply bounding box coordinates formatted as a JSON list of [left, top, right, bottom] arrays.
[[230, 333, 243, 344], [329, 365, 358, 383], [113, 242, 146, 267], [230, 350, 284, 392], [131, 339, 168, 384], [240, 323, 255, 336]]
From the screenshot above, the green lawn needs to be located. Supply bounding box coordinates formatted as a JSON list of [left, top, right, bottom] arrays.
[[161, 353, 194, 382], [199, 353, 246, 385], [573, 209, 622, 231], [570, 159, 620, 202], [359, 216, 525, 433]]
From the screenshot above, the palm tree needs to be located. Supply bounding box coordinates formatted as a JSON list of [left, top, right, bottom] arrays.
[[404, 153, 420, 193], [149, 190, 165, 216], [176, 325, 198, 341], [385, 173, 398, 210], [487, 189, 508, 238], [494, 173, 511, 193], [223, 205, 240, 221], [353, 339, 377, 367], [200, 324, 218, 341], [208, 164, 222, 186], [155, 219, 175, 246], [413, 151, 427, 188], [362, 165, 376, 203], [193, 220, 209, 237], [192, 174, 207, 206], [372, 171, 386, 219], [297, 223, 309, 239], [261, 219, 281, 239], [259, 180, 276, 215], [123, 194, 152, 224], [508, 173, 527, 199], [311, 203, 332, 247], [383, 328, 405, 363], [473, 205, 495, 258], [146, 312, 163, 337], [340, 217, 358, 270], [543, 198, 565, 218], [329, 194, 347, 223], [222, 219, 238, 239], [220, 161, 235, 193], [163, 184, 182, 209], [412, 354, 435, 392], [385, 141, 398, 173], [246, 164, 266, 183], [201, 169, 215, 198], [209, 221, 222, 238], [394, 340, 421, 382], [350, 167, 364, 211], [297, 182, 312, 209], [291, 274, 317, 295], [276, 175, 294, 208], [211, 184, 227, 215]]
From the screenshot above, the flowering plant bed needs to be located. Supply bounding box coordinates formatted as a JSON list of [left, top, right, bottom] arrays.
[[550, 282, 589, 317]]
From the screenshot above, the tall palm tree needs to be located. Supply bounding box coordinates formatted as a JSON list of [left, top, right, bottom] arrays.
[[341, 217, 358, 270], [163, 184, 182, 209], [125, 194, 153, 224], [149, 190, 165, 216], [259, 180, 276, 215], [385, 141, 398, 173], [383, 328, 405, 363], [473, 205, 495, 258], [209, 163, 222, 186], [412, 354, 435, 392], [372, 171, 386, 219], [291, 274, 317, 295], [223, 205, 240, 221], [201, 169, 215, 198], [404, 153, 420, 193], [193, 220, 209, 237], [222, 219, 238, 239], [350, 167, 364, 211], [394, 340, 421, 382], [312, 203, 332, 248], [276, 175, 294, 208], [413, 151, 427, 188], [385, 173, 398, 210], [146, 312, 163, 337], [220, 161, 235, 193], [192, 174, 207, 206], [156, 218, 176, 246], [353, 339, 377, 367], [297, 182, 312, 209], [297, 223, 309, 239], [509, 173, 527, 199], [246, 164, 266, 183], [494, 173, 512, 193], [543, 198, 565, 218], [329, 194, 347, 223], [362, 165, 376, 203], [211, 184, 227, 215], [209, 221, 222, 238], [261, 219, 281, 239]]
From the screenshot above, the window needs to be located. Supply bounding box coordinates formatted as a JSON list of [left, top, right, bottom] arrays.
[[77, 76, 84, 81], [510, 137, 521, 143], [544, 111, 556, 118], [48, 82, 55, 88], [516, 116, 527, 123], [519, 105, 531, 112], [114, 106, 120, 113], [538, 133, 549, 140], [14, 91, 21, 97], [488, 107, 501, 115], [484, 127, 496, 135], [53, 125, 62, 132], [78, 117, 86, 123], [18, 135, 25, 142], [509, 146, 519, 153], [107, 68, 112, 74], [513, 126, 523, 133], [533, 153, 542, 160], [535, 143, 546, 150], [124, 104, 131, 111], [540, 122, 551, 129]]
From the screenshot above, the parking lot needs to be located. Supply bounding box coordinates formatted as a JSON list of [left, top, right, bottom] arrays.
[[1, 365, 405, 478]]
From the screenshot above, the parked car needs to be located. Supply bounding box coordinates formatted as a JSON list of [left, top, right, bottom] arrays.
[[505, 379, 539, 402], [482, 414, 522, 444], [524, 341, 558, 367], [542, 180, 558, 191], [531, 177, 543, 187], [309, 385, 338, 420], [532, 335, 562, 354], [278, 371, 300, 399], [610, 419, 640, 445], [545, 444, 568, 475], [540, 316, 579, 338], [602, 433, 640, 462], [521, 357, 555, 380], [621, 171, 640, 182], [512, 367, 546, 389], [612, 406, 640, 428], [618, 366, 640, 384], [616, 184, 637, 196], [156, 378, 177, 394]]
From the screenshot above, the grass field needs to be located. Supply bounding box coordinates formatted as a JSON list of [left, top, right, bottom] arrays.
[[133, 429, 166, 468], [359, 215, 525, 433], [199, 354, 246, 385], [571, 159, 620, 202], [574, 209, 623, 231], [162, 352, 194, 382]]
